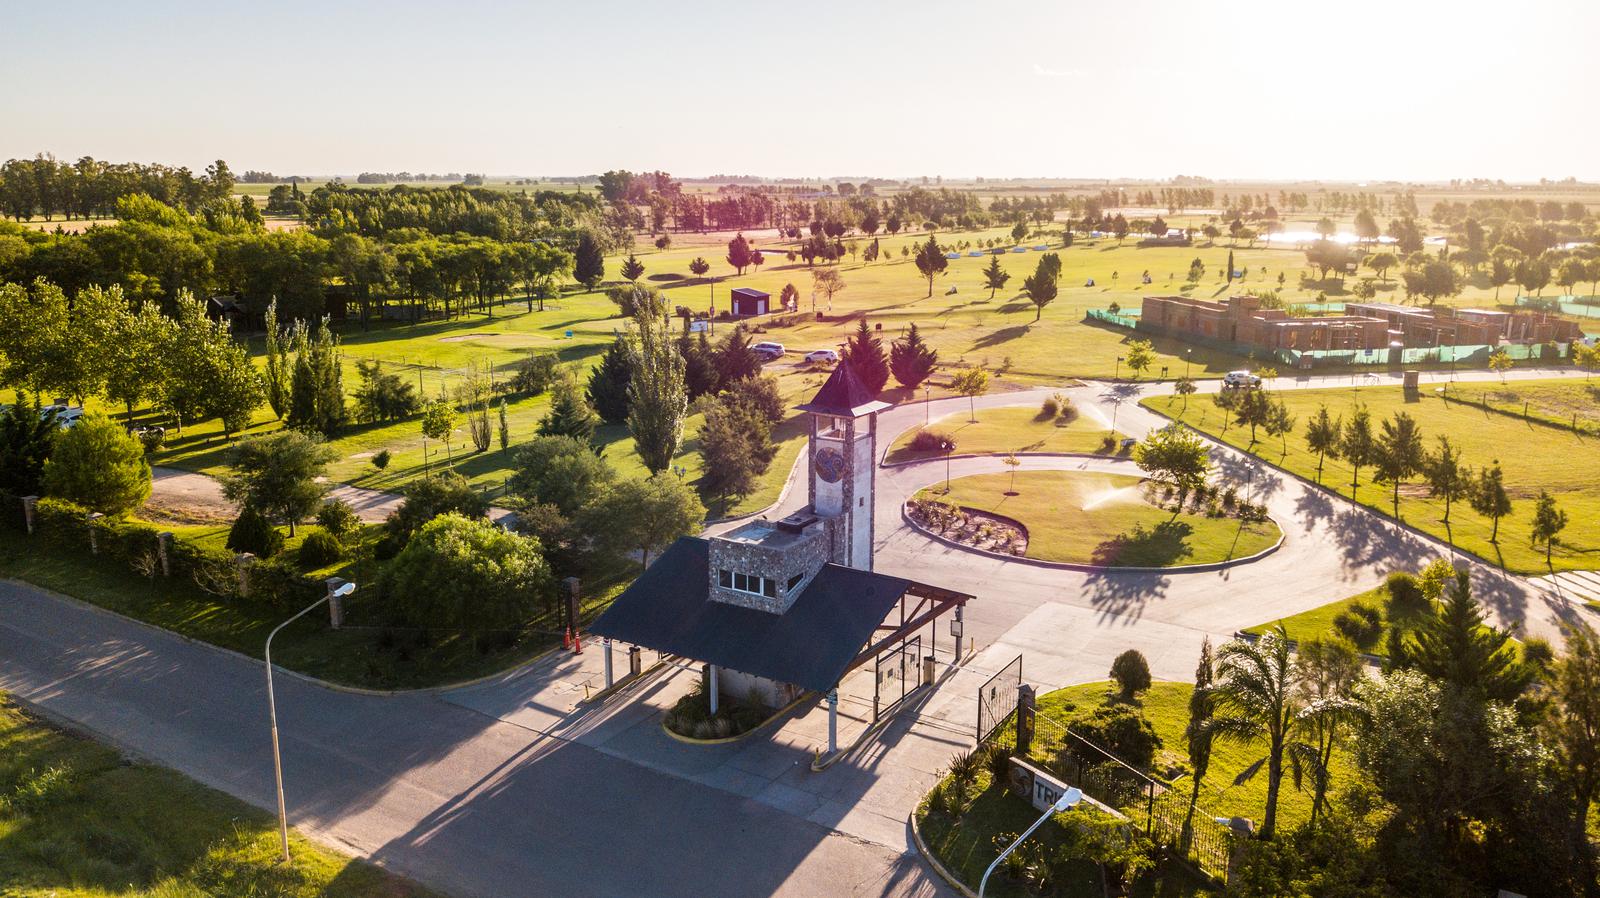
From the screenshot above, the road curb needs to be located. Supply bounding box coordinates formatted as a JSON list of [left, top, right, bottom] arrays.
[[909, 807, 981, 898]]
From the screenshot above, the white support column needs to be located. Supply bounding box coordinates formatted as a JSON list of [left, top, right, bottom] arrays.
[[708, 665, 720, 715], [603, 638, 614, 688], [827, 689, 839, 754]]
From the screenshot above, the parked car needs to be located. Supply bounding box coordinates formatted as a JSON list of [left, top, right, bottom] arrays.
[[752, 341, 786, 357], [804, 349, 839, 364], [40, 403, 85, 428], [1223, 370, 1262, 389]]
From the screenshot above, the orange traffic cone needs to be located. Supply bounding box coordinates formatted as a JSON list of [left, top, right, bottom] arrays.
[[563, 628, 572, 650], [573, 631, 583, 654]]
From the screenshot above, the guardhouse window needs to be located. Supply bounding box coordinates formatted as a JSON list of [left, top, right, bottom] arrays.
[[786, 573, 804, 592], [720, 569, 777, 598]]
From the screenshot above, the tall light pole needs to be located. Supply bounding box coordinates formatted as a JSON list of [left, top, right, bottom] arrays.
[[1110, 397, 1123, 436], [979, 788, 1083, 897], [265, 578, 355, 864], [942, 439, 955, 493], [1184, 347, 1193, 379]]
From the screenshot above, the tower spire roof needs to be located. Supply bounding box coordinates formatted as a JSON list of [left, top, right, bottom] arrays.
[[795, 362, 891, 417]]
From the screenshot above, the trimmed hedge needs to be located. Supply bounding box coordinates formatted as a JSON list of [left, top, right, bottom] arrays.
[[11, 494, 327, 611]]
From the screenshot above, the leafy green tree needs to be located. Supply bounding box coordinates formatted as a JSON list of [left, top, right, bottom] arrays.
[[688, 256, 710, 281], [95, 287, 175, 423], [497, 399, 509, 452], [514, 241, 573, 312], [352, 360, 420, 423], [285, 320, 345, 438], [1213, 628, 1300, 840], [1133, 424, 1211, 491], [913, 233, 948, 297], [383, 472, 488, 549], [263, 300, 292, 419], [226, 503, 284, 558], [810, 266, 846, 311], [723, 375, 784, 425], [537, 380, 598, 445], [1264, 398, 1295, 456], [627, 301, 688, 474], [678, 330, 719, 400], [384, 513, 550, 637], [1124, 339, 1155, 379], [586, 335, 635, 425], [725, 233, 752, 274], [41, 412, 151, 517], [1423, 436, 1469, 526], [573, 230, 605, 289], [697, 395, 775, 510], [889, 323, 938, 389], [1530, 490, 1568, 566], [949, 366, 989, 422], [981, 255, 1009, 298], [220, 430, 335, 535], [1110, 649, 1152, 699], [583, 474, 705, 569], [420, 399, 460, 460], [1469, 460, 1513, 543], [1303, 405, 1341, 482], [1488, 348, 1513, 383], [1232, 387, 1274, 444], [1339, 405, 1377, 489], [1373, 411, 1425, 518], [0, 398, 58, 496], [841, 317, 890, 394], [1399, 570, 1532, 703], [510, 435, 613, 517], [1365, 251, 1397, 282], [1546, 622, 1600, 860]]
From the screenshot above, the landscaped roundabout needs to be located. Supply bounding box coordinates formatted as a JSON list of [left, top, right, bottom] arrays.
[[907, 469, 1282, 568]]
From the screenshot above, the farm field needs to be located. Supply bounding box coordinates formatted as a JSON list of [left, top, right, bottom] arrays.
[[0, 693, 439, 898], [916, 470, 1280, 567], [1143, 378, 1600, 573]]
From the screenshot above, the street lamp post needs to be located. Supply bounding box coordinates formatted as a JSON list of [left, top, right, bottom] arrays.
[[942, 440, 955, 493], [924, 383, 931, 425], [1110, 397, 1122, 435], [979, 788, 1083, 897], [265, 578, 355, 864], [1185, 348, 1193, 379]]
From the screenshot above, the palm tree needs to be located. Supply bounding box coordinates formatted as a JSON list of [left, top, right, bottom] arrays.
[[1212, 628, 1300, 840], [1287, 638, 1363, 827]]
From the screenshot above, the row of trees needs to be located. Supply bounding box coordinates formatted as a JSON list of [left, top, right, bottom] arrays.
[[0, 154, 236, 221]]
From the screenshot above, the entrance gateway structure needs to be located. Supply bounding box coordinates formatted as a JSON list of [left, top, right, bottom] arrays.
[[590, 363, 973, 753]]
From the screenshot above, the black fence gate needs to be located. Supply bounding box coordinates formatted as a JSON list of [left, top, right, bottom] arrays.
[[873, 636, 922, 721], [976, 654, 1022, 742]]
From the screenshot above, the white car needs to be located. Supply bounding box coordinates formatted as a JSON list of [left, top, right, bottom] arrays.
[[752, 341, 785, 359], [1223, 370, 1262, 388], [804, 349, 839, 364]]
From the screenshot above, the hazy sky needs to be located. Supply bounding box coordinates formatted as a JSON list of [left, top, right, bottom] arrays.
[[5, 0, 1597, 182]]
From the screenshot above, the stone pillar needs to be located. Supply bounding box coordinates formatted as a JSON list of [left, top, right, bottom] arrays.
[[708, 665, 720, 715], [325, 577, 350, 629], [923, 656, 937, 687], [827, 689, 839, 754], [157, 532, 173, 576], [86, 512, 104, 554], [603, 639, 614, 688], [21, 496, 39, 534], [235, 553, 256, 598]]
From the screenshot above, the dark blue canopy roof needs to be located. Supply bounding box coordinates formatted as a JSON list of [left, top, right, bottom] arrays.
[[589, 537, 909, 692]]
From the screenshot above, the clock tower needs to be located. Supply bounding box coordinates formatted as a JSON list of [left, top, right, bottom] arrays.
[[797, 363, 890, 571]]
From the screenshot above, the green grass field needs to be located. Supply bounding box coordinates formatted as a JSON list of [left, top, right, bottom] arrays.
[[916, 470, 1280, 567], [1142, 379, 1600, 574], [1241, 586, 1432, 656], [0, 694, 437, 898], [886, 405, 1120, 463]]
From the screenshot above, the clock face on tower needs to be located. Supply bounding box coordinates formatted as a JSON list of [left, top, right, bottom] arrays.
[[814, 446, 846, 483]]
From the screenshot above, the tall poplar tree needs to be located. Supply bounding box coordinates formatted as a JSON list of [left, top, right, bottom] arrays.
[[627, 303, 688, 474]]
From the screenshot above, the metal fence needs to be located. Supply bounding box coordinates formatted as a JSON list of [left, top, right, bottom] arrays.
[[1032, 711, 1234, 880], [1085, 308, 1141, 329]]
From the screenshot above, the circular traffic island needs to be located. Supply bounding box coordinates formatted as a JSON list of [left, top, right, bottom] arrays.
[[909, 470, 1281, 568]]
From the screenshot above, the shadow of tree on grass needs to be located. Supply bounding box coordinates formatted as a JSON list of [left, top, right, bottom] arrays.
[[1091, 520, 1195, 567]]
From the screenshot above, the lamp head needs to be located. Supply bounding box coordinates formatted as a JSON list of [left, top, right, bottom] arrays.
[[1053, 787, 1083, 812], [328, 578, 356, 598]]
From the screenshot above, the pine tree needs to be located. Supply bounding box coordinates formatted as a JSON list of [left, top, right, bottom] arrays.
[[913, 234, 948, 296], [574, 231, 605, 289], [497, 399, 510, 451], [1469, 460, 1513, 542], [620, 253, 645, 282], [678, 330, 719, 400], [586, 335, 635, 424], [627, 306, 688, 474], [889, 323, 938, 389], [842, 317, 889, 393], [1400, 570, 1532, 703], [537, 381, 598, 444], [981, 255, 1010, 298], [713, 326, 761, 385], [1226, 249, 1235, 283], [286, 320, 345, 438]]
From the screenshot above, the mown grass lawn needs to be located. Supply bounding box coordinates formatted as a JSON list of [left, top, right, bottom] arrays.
[[918, 470, 1280, 567], [887, 405, 1119, 463], [0, 694, 439, 898], [1143, 379, 1600, 574]]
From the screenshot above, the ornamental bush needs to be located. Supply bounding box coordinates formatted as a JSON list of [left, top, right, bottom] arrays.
[[41, 412, 151, 517], [227, 504, 284, 558], [298, 529, 344, 567]]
